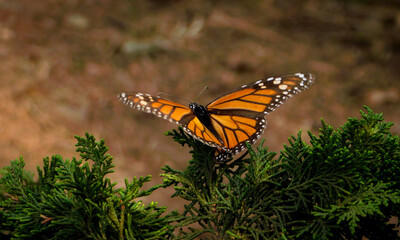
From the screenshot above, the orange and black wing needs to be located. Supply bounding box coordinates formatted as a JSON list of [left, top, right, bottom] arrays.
[[118, 93, 224, 149], [206, 73, 315, 161]]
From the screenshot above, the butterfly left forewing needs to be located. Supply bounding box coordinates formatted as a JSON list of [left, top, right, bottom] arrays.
[[118, 92, 225, 150], [119, 92, 193, 124]]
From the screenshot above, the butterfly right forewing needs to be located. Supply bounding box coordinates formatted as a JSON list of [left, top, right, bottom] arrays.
[[207, 73, 315, 115]]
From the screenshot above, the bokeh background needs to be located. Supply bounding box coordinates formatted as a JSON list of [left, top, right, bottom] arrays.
[[1, 0, 399, 211]]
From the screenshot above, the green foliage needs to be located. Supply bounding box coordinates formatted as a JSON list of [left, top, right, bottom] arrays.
[[163, 107, 400, 239], [0, 133, 178, 240], [1, 107, 399, 239]]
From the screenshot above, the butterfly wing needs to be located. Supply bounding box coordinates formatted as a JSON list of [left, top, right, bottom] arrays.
[[206, 73, 315, 161], [118, 93, 223, 149]]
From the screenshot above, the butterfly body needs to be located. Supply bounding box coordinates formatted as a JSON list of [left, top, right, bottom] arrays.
[[119, 73, 314, 162], [189, 102, 224, 145], [189, 103, 212, 131]]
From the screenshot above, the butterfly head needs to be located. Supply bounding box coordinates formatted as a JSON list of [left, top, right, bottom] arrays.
[[189, 102, 196, 111], [189, 102, 202, 112], [189, 102, 209, 115]]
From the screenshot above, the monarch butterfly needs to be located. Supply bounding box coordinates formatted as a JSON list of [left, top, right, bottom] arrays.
[[119, 73, 314, 162]]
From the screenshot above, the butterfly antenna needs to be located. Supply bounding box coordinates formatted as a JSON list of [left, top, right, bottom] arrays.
[[156, 92, 191, 104], [195, 86, 209, 102]]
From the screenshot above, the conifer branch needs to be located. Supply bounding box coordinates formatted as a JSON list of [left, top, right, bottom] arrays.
[[1, 106, 399, 239]]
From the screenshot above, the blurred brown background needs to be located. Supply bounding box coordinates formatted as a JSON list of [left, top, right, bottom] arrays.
[[1, 0, 399, 210]]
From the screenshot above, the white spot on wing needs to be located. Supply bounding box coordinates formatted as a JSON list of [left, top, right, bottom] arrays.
[[273, 79, 281, 85], [295, 73, 304, 78], [279, 84, 288, 90]]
